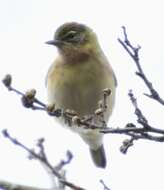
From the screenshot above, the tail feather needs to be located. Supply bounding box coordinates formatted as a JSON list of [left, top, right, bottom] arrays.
[[89, 145, 106, 168]]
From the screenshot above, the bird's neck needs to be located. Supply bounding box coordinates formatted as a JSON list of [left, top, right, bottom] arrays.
[[59, 50, 90, 64], [59, 46, 104, 64]]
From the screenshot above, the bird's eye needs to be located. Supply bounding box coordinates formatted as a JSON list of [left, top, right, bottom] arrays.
[[63, 31, 77, 40]]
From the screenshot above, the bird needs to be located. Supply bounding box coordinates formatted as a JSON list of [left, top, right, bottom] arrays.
[[46, 22, 117, 168]]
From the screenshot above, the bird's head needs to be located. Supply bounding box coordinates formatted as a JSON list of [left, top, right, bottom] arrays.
[[46, 22, 100, 60]]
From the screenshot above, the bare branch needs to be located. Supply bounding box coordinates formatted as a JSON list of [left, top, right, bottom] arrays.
[[128, 90, 148, 125], [100, 179, 111, 190], [59, 180, 86, 190], [1, 130, 86, 190], [0, 180, 49, 190], [100, 91, 164, 145], [118, 26, 164, 105], [55, 151, 73, 171], [2, 129, 62, 178]]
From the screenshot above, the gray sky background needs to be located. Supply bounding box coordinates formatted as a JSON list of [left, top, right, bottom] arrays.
[[1, 0, 164, 189]]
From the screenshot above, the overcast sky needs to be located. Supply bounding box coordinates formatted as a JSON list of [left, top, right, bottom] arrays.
[[1, 0, 164, 189]]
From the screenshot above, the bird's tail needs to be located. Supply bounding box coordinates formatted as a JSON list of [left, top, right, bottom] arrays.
[[89, 144, 106, 168]]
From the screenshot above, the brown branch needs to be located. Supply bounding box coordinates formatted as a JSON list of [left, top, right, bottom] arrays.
[[1, 130, 86, 190], [101, 118, 164, 140], [128, 90, 148, 125], [118, 26, 164, 105], [2, 129, 61, 179], [60, 180, 86, 190], [101, 90, 164, 143]]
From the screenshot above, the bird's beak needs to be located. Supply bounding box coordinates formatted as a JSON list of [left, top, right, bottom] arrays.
[[45, 40, 64, 47]]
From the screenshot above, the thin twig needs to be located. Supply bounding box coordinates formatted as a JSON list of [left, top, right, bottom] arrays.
[[100, 180, 111, 190], [55, 150, 73, 171], [118, 26, 164, 105], [1, 130, 86, 190], [0, 180, 49, 190], [2, 129, 62, 179], [60, 180, 86, 190]]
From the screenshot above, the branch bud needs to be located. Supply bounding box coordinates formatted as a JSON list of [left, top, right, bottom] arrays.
[[103, 88, 111, 96], [2, 74, 12, 88], [46, 103, 55, 113], [21, 89, 36, 108], [72, 115, 81, 126], [95, 108, 104, 115]]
